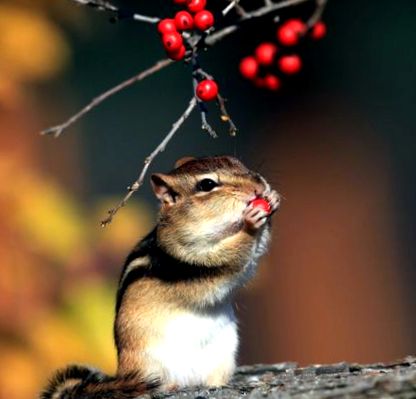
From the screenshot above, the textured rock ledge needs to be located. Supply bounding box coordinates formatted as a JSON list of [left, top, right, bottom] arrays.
[[149, 357, 416, 399]]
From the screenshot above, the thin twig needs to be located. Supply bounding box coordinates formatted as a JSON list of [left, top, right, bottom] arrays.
[[222, 0, 247, 18], [132, 14, 160, 24], [192, 77, 218, 138], [69, 0, 160, 23], [217, 95, 238, 136], [192, 66, 237, 136], [191, 57, 218, 138], [200, 110, 218, 138], [206, 0, 311, 46], [306, 0, 328, 28], [222, 1, 237, 16], [70, 0, 117, 12], [193, 66, 215, 82], [101, 97, 198, 226], [41, 59, 173, 137]]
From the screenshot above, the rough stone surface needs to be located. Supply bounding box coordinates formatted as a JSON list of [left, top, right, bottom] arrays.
[[145, 357, 416, 399]]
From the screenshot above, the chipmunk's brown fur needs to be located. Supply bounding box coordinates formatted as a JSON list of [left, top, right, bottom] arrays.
[[41, 156, 280, 398]]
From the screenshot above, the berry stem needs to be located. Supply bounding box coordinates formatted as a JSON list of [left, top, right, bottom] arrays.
[[191, 57, 218, 138], [192, 62, 237, 136], [217, 94, 238, 136]]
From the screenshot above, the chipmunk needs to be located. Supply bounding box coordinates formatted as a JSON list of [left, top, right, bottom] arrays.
[[41, 155, 280, 399]]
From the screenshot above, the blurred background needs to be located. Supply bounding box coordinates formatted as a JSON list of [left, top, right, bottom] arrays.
[[1, 0, 415, 398]]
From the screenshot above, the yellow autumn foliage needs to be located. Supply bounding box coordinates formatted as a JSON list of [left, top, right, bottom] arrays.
[[0, 157, 87, 263], [0, 4, 69, 83], [62, 281, 117, 373], [0, 345, 41, 399], [28, 287, 117, 375], [15, 178, 87, 263]]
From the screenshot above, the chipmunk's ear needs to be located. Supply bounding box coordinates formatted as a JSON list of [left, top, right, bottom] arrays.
[[174, 156, 196, 169], [151, 174, 177, 205]]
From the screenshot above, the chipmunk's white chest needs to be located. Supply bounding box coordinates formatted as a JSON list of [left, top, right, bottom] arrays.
[[145, 304, 238, 387]]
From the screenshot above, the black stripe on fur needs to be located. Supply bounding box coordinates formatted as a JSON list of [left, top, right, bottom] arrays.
[[40, 365, 103, 399], [115, 229, 231, 314]]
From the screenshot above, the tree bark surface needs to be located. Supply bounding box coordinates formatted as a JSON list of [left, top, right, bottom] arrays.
[[149, 357, 416, 398]]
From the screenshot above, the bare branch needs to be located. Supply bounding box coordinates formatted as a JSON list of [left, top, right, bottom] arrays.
[[101, 97, 198, 226], [56, 0, 323, 142], [47, 0, 328, 225], [69, 0, 160, 23], [306, 0, 328, 28], [41, 59, 173, 137], [222, 0, 248, 18]]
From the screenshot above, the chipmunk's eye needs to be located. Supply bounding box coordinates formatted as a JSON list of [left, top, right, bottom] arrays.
[[196, 178, 219, 192]]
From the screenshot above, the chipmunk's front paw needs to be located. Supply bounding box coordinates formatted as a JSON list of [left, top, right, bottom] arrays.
[[264, 189, 281, 214], [243, 204, 269, 233]]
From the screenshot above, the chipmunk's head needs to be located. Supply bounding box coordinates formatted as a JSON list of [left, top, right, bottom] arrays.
[[151, 156, 279, 266]]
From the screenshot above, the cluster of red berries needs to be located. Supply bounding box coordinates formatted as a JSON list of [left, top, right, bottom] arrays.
[[239, 19, 327, 90], [157, 0, 215, 61]]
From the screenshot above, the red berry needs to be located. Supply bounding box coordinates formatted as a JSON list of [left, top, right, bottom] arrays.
[[194, 10, 214, 31], [187, 0, 206, 13], [174, 11, 194, 31], [311, 21, 327, 40], [278, 54, 302, 74], [277, 26, 298, 46], [157, 19, 177, 35], [277, 19, 305, 46], [239, 56, 259, 79], [173, 0, 187, 3], [167, 44, 186, 61], [264, 74, 281, 91], [162, 32, 183, 52], [286, 19, 306, 34], [196, 79, 218, 101], [250, 198, 271, 214], [254, 42, 278, 66]]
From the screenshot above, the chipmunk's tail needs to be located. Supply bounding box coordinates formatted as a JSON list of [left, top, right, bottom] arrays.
[[40, 364, 160, 399]]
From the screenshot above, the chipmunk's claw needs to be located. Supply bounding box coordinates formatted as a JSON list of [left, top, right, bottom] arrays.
[[243, 204, 269, 232], [264, 189, 280, 214]]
